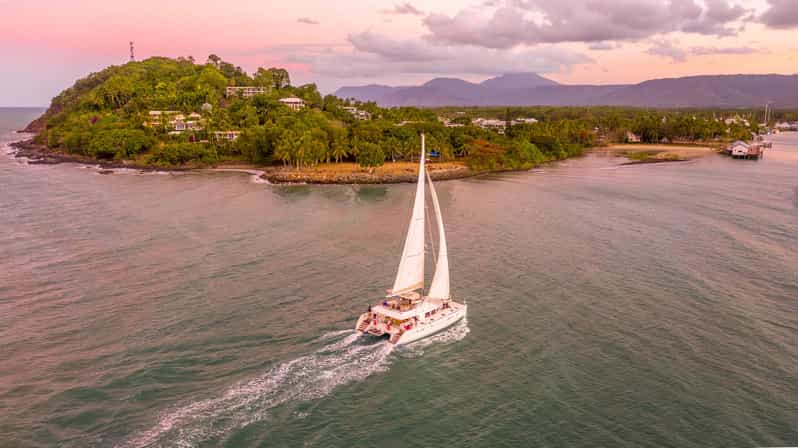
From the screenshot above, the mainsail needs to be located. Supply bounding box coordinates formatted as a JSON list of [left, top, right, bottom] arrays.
[[390, 135, 426, 295], [426, 170, 450, 300]]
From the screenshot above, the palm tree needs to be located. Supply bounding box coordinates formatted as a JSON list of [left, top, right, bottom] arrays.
[[275, 130, 295, 167]]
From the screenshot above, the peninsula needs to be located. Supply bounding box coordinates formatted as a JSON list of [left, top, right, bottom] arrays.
[[18, 56, 771, 183]]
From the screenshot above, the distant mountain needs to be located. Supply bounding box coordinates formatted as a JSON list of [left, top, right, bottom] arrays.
[[334, 73, 798, 108], [333, 84, 400, 103], [479, 72, 559, 90], [595, 75, 798, 108]]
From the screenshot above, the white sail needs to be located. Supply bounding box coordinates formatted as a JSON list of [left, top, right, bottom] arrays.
[[391, 135, 426, 295], [426, 170, 450, 300]]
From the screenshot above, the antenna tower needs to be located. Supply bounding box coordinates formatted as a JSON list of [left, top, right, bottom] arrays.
[[129, 41, 135, 62]]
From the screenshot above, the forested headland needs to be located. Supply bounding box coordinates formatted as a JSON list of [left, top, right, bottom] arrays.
[[20, 55, 786, 181]]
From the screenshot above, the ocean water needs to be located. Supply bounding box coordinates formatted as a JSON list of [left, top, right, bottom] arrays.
[[1, 108, 796, 447]]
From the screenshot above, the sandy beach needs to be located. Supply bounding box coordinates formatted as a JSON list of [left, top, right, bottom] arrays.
[[596, 144, 718, 164]]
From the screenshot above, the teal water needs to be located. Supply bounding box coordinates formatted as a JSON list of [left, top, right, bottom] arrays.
[[1, 108, 796, 447]]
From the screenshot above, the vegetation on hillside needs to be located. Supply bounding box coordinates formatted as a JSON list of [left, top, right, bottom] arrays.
[[33, 56, 775, 172], [435, 106, 764, 144]]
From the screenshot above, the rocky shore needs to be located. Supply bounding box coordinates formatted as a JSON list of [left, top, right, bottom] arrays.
[[260, 164, 475, 184], [9, 139, 177, 172]]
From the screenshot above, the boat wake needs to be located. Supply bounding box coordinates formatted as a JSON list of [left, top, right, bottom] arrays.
[[121, 332, 393, 447], [400, 318, 470, 357]]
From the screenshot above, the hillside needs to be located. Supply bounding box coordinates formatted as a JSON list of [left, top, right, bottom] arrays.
[[335, 74, 798, 108], [22, 56, 593, 175]]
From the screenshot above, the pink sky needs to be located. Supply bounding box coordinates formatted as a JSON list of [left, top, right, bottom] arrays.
[[1, 0, 796, 106]]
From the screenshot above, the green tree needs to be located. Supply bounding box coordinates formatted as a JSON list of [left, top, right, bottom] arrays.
[[268, 68, 290, 89], [356, 141, 385, 170]]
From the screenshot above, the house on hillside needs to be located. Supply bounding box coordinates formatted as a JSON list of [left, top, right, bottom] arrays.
[[511, 117, 539, 125], [342, 106, 371, 120], [213, 131, 241, 142], [226, 86, 268, 98], [625, 131, 641, 143], [146, 110, 180, 127], [279, 97, 305, 111]]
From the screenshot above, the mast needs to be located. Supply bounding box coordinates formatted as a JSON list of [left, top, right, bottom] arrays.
[[390, 134, 426, 295], [426, 170, 450, 300]]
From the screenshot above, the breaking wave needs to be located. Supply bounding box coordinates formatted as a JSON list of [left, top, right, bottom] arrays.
[[122, 332, 393, 447]]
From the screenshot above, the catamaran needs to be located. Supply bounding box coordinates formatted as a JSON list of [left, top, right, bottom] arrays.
[[355, 134, 467, 345]]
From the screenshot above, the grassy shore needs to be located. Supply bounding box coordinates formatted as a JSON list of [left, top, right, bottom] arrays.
[[595, 143, 718, 164]]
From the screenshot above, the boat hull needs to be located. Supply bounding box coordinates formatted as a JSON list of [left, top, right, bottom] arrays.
[[395, 304, 466, 345], [356, 301, 467, 346]]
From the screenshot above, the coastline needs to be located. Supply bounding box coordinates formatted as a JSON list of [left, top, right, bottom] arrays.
[[8, 138, 478, 184], [9, 139, 191, 173], [593, 143, 719, 165], [259, 163, 475, 184], [9, 137, 720, 184]]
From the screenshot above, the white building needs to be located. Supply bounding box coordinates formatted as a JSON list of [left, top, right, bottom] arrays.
[[731, 143, 750, 158], [438, 117, 465, 128], [148, 110, 180, 117], [213, 131, 241, 142], [511, 117, 539, 125], [342, 106, 371, 120], [279, 97, 305, 111], [724, 116, 750, 127], [146, 110, 181, 127], [472, 118, 506, 134], [226, 86, 268, 98], [626, 131, 641, 143]]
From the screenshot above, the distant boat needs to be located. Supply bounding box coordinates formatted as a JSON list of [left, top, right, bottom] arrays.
[[355, 134, 467, 345]]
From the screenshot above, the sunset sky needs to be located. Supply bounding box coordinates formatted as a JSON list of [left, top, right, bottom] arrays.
[[1, 0, 797, 106]]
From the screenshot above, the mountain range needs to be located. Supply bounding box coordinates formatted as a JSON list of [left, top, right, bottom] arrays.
[[334, 73, 798, 108]]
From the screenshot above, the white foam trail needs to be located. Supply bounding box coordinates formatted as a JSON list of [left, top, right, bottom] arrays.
[[401, 318, 470, 356], [317, 329, 354, 341], [121, 333, 392, 448]]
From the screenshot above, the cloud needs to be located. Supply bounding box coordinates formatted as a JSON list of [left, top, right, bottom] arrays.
[[760, 0, 798, 29], [646, 39, 688, 62], [349, 31, 440, 61], [380, 3, 423, 16], [690, 46, 760, 55], [588, 42, 616, 51], [423, 0, 750, 49], [297, 17, 319, 25], [681, 0, 748, 35], [276, 32, 591, 78], [644, 40, 761, 62]]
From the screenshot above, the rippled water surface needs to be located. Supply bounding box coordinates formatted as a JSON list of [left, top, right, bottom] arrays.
[[1, 108, 796, 447]]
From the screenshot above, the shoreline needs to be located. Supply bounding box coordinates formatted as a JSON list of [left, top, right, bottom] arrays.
[[592, 143, 719, 165], [8, 137, 720, 184], [7, 138, 479, 184]]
